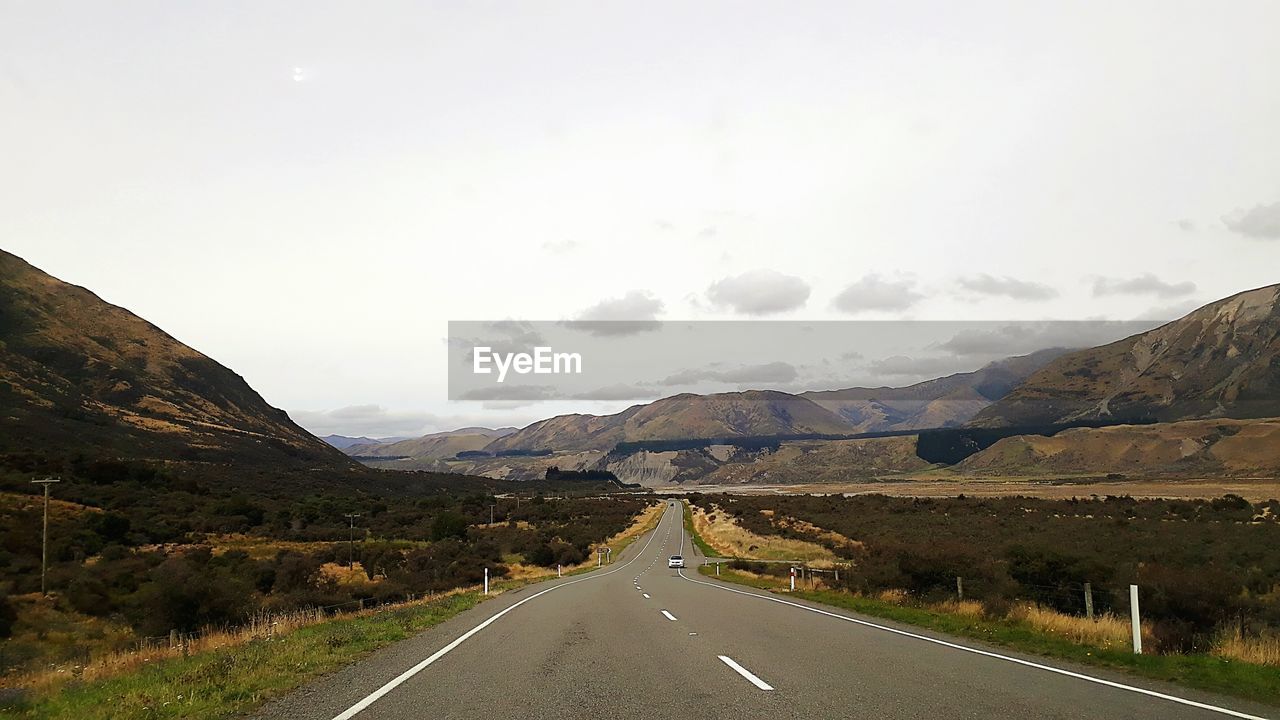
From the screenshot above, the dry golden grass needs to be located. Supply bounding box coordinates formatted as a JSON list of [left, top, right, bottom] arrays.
[[690, 505, 837, 562], [933, 599, 986, 619], [3, 588, 475, 693], [1213, 630, 1280, 667], [1006, 603, 1150, 650]]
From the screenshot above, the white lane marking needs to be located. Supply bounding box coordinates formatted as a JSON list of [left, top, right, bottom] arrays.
[[679, 571, 1267, 720], [718, 655, 774, 691], [661, 610, 677, 621], [643, 593, 651, 599], [329, 511, 669, 720]]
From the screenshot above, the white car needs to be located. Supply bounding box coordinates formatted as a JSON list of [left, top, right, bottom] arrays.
[[668, 555, 685, 569]]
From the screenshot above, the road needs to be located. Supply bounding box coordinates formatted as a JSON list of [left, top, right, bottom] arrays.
[[254, 504, 1275, 720]]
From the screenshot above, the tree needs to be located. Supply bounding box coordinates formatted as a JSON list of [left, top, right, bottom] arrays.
[[431, 512, 468, 542]]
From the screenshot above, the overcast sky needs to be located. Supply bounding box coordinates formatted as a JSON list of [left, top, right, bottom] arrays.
[[3, 1, 1278, 437]]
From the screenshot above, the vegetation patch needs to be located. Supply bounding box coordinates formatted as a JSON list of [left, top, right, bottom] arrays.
[[1, 591, 482, 719]]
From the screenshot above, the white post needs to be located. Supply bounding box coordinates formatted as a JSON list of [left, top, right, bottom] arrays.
[[1129, 584, 1142, 654], [790, 567, 796, 591], [557, 564, 562, 578], [716, 563, 720, 576], [484, 567, 489, 595]]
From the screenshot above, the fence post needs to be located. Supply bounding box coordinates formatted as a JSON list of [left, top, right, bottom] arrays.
[[956, 576, 964, 601], [1084, 582, 1094, 620], [1129, 584, 1142, 654], [169, 629, 178, 649], [834, 568, 839, 583], [484, 567, 490, 595]]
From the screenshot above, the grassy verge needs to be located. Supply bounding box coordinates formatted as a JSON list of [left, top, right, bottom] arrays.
[[681, 500, 720, 558], [697, 566, 1279, 708], [2, 592, 483, 720]]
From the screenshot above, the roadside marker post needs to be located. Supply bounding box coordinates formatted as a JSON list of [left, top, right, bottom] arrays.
[[1130, 584, 1142, 654], [557, 564, 562, 578], [790, 567, 796, 591], [484, 568, 489, 595]]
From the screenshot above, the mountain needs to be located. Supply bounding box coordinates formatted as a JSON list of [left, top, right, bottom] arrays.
[[799, 349, 1068, 431], [321, 434, 389, 450], [345, 427, 516, 460], [971, 285, 1280, 427], [0, 249, 353, 467], [485, 390, 853, 452]]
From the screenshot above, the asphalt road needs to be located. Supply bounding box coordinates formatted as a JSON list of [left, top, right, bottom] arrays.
[[254, 504, 1275, 720]]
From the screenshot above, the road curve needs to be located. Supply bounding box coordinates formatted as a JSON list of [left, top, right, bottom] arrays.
[[253, 504, 1276, 720]]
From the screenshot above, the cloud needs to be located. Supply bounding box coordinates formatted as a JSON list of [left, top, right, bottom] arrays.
[[1175, 219, 1195, 231], [832, 275, 923, 313], [457, 385, 559, 402], [571, 383, 658, 401], [957, 274, 1057, 301], [563, 290, 664, 336], [865, 355, 970, 379], [449, 321, 547, 364], [1134, 298, 1205, 321], [1223, 201, 1280, 240], [706, 270, 810, 315], [660, 361, 799, 386], [697, 226, 718, 239], [1092, 274, 1196, 298], [541, 239, 578, 254]]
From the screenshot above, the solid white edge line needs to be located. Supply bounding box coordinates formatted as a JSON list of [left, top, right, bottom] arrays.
[[328, 510, 668, 720], [661, 610, 678, 621], [718, 655, 774, 691], [679, 571, 1268, 720]]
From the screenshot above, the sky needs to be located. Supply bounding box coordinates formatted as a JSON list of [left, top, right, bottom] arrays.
[[3, 1, 1279, 437]]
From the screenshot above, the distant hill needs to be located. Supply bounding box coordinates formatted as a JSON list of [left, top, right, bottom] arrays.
[[799, 349, 1067, 432], [321, 434, 391, 450], [484, 390, 853, 453], [972, 285, 1280, 427], [0, 249, 353, 467], [346, 427, 516, 460], [956, 417, 1280, 477]]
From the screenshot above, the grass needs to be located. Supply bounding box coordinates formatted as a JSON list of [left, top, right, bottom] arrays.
[[683, 501, 834, 562], [681, 500, 720, 558], [0, 591, 483, 719], [697, 565, 1280, 708]]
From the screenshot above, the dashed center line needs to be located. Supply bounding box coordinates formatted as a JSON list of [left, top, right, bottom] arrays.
[[661, 610, 677, 621], [718, 655, 774, 691], [642, 593, 650, 599]]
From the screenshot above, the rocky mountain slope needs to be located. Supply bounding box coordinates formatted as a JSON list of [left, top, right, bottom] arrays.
[[484, 390, 853, 453], [800, 349, 1066, 432], [971, 285, 1280, 427], [0, 249, 352, 467]]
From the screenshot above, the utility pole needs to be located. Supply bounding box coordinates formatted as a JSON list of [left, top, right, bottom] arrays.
[[31, 476, 60, 597], [344, 513, 361, 570]]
